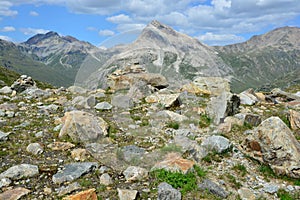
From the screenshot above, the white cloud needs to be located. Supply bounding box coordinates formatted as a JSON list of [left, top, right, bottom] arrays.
[[98, 29, 115, 36], [0, 1, 18, 16], [107, 14, 132, 24], [87, 26, 97, 31], [20, 27, 50, 35], [29, 11, 39, 16], [116, 23, 146, 32], [197, 32, 244, 45], [65, 0, 121, 15], [0, 35, 12, 41], [0, 26, 16, 32]]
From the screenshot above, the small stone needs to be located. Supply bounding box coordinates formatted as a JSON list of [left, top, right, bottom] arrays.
[[117, 188, 138, 200], [52, 162, 98, 184], [0, 164, 39, 180], [0, 131, 9, 141], [47, 142, 75, 151], [62, 188, 97, 200], [0, 177, 11, 188], [0, 187, 30, 200], [263, 183, 279, 194], [71, 148, 89, 161], [67, 86, 87, 94], [0, 86, 12, 94], [123, 166, 148, 182], [57, 182, 81, 197], [238, 188, 256, 200], [100, 173, 113, 186], [94, 102, 113, 110], [43, 187, 52, 195], [26, 143, 43, 155], [286, 185, 294, 192], [99, 166, 109, 174], [35, 131, 44, 138], [157, 182, 181, 200]]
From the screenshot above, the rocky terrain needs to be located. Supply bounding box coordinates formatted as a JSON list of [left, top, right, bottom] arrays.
[[1, 65, 300, 200]]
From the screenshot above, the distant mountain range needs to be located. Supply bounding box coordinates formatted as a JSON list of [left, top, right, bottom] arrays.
[[0, 20, 299, 92]]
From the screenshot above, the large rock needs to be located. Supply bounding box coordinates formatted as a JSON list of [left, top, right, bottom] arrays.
[[201, 135, 231, 154], [107, 64, 168, 91], [145, 93, 181, 108], [245, 117, 300, 178], [123, 166, 148, 182], [59, 110, 108, 143], [111, 94, 134, 109], [0, 164, 39, 180], [71, 95, 96, 109], [11, 75, 35, 93], [198, 179, 228, 198], [52, 162, 98, 184], [193, 77, 230, 96], [239, 88, 259, 105], [155, 110, 188, 122], [157, 182, 181, 200], [206, 92, 240, 124]]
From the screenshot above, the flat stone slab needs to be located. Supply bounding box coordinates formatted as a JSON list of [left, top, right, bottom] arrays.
[[52, 162, 98, 184], [0, 164, 39, 180], [0, 187, 30, 200]]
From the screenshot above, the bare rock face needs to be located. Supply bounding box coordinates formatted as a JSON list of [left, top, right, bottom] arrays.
[[59, 111, 108, 143], [245, 117, 300, 178], [206, 92, 240, 124]]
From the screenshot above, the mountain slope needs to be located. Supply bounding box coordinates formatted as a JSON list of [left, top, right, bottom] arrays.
[[18, 31, 101, 87], [81, 20, 233, 89], [0, 39, 70, 87], [216, 26, 300, 92]]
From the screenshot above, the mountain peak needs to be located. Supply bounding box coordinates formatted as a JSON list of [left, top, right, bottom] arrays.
[[146, 20, 178, 36], [25, 31, 60, 45]]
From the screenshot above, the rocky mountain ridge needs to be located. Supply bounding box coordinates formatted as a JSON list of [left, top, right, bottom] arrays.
[[0, 21, 299, 92], [1, 66, 300, 199]]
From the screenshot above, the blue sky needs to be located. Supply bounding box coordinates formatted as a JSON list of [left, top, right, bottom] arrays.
[[0, 0, 299, 46]]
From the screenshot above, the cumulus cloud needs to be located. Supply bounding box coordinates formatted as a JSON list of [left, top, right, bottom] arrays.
[[29, 11, 39, 16], [0, 35, 12, 41], [98, 29, 115, 36], [107, 14, 132, 24], [0, 1, 18, 16], [197, 32, 244, 45], [20, 27, 50, 35], [0, 26, 16, 32]]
